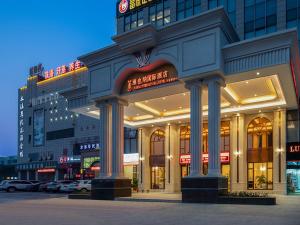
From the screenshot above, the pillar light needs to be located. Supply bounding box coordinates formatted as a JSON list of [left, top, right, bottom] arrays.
[[276, 148, 284, 153], [139, 157, 145, 161], [167, 155, 173, 160], [234, 151, 242, 156]]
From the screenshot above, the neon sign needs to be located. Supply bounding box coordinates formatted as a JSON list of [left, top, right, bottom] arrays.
[[122, 64, 178, 93], [179, 152, 230, 165], [18, 95, 24, 158], [287, 142, 300, 161], [37, 168, 55, 173], [117, 0, 156, 16], [44, 60, 84, 80]]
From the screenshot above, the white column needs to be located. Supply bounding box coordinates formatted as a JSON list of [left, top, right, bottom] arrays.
[[207, 77, 223, 177], [97, 102, 111, 178], [111, 99, 126, 178], [187, 82, 203, 177]]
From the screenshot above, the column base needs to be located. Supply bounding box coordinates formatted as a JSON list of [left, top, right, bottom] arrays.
[[181, 176, 228, 203], [91, 178, 132, 200]]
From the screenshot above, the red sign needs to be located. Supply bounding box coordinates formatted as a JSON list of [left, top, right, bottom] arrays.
[[91, 166, 100, 171], [123, 64, 178, 93], [179, 152, 230, 165], [37, 168, 55, 173], [44, 60, 84, 80], [119, 0, 129, 14]]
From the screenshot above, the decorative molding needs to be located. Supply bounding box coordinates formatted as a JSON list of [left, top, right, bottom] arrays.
[[225, 47, 290, 74]]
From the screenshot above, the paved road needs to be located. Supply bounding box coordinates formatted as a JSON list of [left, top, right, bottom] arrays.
[[0, 192, 299, 225]]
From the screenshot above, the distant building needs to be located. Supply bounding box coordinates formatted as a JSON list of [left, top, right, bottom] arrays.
[[0, 156, 18, 180]]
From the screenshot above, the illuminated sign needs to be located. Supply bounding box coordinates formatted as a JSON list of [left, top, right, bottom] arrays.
[[44, 60, 84, 80], [18, 95, 24, 158], [37, 168, 55, 173], [117, 0, 157, 17], [124, 153, 139, 165], [179, 152, 230, 165], [287, 142, 300, 161], [80, 143, 99, 151], [59, 156, 81, 164], [122, 64, 178, 94]]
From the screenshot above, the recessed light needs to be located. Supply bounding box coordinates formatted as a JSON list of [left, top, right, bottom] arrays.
[[246, 81, 249, 84], [183, 93, 186, 96], [87, 108, 90, 111], [256, 72, 260, 76], [254, 94, 257, 97], [259, 110, 262, 113], [136, 114, 140, 116], [162, 97, 166, 100], [145, 100, 149, 103], [167, 123, 171, 126], [163, 109, 167, 112], [179, 121, 182, 124], [151, 125, 154, 127], [178, 106, 183, 109]]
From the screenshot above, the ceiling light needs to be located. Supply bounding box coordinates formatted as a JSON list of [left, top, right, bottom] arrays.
[[162, 97, 166, 100], [178, 106, 183, 109], [256, 72, 260, 76], [246, 81, 249, 84]]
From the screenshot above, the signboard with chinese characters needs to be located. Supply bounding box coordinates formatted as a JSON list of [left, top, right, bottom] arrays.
[[122, 64, 178, 94], [179, 152, 230, 165], [287, 142, 300, 161], [18, 95, 25, 158], [124, 153, 139, 165], [33, 109, 45, 147], [117, 0, 157, 17], [43, 60, 84, 80]]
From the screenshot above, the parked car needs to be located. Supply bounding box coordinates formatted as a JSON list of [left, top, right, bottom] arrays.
[[69, 180, 92, 192], [59, 181, 78, 193], [29, 181, 49, 192], [46, 180, 75, 193], [0, 180, 34, 192]]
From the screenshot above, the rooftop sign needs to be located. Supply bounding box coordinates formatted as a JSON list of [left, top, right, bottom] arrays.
[[44, 60, 84, 80], [117, 0, 157, 17]]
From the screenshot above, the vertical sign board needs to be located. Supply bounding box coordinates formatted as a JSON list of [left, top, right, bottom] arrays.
[[18, 93, 25, 158], [33, 109, 45, 147]]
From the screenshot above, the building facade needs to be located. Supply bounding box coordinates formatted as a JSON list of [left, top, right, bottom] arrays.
[[0, 156, 17, 180], [18, 0, 300, 197]]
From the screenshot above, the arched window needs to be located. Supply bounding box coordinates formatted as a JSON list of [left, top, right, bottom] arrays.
[[247, 117, 273, 190], [150, 130, 165, 156], [150, 129, 165, 189]]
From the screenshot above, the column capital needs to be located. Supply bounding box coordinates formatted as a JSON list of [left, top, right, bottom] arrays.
[[184, 80, 203, 90], [203, 75, 225, 87], [95, 97, 128, 107]]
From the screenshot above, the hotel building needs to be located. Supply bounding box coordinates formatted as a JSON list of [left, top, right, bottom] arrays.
[[18, 0, 300, 200]]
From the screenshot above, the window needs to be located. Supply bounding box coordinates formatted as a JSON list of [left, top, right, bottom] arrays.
[[124, 128, 138, 154], [177, 0, 201, 20], [220, 121, 230, 152], [244, 0, 277, 39], [287, 110, 300, 143], [28, 135, 31, 144], [286, 0, 300, 46], [208, 0, 236, 27], [29, 117, 32, 126], [247, 117, 273, 190], [150, 0, 171, 27], [124, 9, 144, 32], [180, 126, 190, 154]]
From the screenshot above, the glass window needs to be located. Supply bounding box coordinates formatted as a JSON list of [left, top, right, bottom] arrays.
[[176, 0, 202, 20], [123, 9, 144, 32], [150, 0, 171, 27], [124, 128, 138, 154], [287, 110, 300, 143], [208, 0, 236, 27], [247, 117, 273, 190], [244, 0, 277, 38]]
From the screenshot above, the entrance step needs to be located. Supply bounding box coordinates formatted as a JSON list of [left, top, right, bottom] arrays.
[[116, 193, 181, 203]]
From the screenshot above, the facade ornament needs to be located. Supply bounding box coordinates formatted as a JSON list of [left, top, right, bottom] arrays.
[[134, 48, 153, 68]]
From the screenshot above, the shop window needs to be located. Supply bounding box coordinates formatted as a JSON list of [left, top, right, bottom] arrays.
[[221, 121, 230, 152], [150, 0, 170, 27], [177, 0, 201, 20], [244, 0, 277, 39], [287, 110, 300, 143], [124, 9, 144, 32], [247, 117, 273, 190]]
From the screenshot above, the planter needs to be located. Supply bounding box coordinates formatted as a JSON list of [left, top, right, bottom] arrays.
[[217, 196, 276, 205]]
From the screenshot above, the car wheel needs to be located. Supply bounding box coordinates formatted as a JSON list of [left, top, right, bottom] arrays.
[[81, 188, 88, 193], [7, 187, 16, 193]]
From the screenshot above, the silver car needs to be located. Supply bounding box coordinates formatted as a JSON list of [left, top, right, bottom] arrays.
[[68, 180, 91, 192], [0, 180, 34, 192]]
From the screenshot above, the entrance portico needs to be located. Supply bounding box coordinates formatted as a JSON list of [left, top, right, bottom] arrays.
[[64, 8, 300, 201]]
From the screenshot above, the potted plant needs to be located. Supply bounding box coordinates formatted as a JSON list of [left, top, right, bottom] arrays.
[[132, 178, 138, 192], [256, 175, 267, 189]]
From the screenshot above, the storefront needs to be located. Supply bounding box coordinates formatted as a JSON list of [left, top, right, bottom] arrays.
[[124, 153, 139, 182], [287, 142, 300, 194]]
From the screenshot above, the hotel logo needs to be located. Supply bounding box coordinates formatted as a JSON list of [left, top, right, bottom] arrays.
[[119, 0, 129, 14]]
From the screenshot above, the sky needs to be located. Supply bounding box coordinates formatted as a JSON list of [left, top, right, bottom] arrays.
[[0, 0, 117, 156]]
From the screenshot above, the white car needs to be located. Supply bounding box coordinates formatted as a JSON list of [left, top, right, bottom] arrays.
[[69, 180, 91, 192], [0, 180, 34, 192], [58, 181, 78, 193]]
